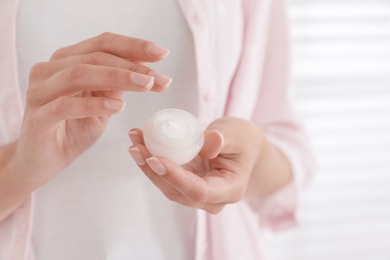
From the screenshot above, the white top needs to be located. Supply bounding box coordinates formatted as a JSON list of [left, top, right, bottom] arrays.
[[16, 0, 243, 259], [17, 1, 198, 259]]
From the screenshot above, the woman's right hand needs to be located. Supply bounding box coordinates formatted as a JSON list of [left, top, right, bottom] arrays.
[[4, 32, 172, 194]]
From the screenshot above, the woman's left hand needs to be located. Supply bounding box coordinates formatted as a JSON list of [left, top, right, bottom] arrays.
[[128, 117, 266, 214]]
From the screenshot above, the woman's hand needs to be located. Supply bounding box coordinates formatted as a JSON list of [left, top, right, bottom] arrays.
[[7, 32, 172, 191], [128, 117, 292, 214]]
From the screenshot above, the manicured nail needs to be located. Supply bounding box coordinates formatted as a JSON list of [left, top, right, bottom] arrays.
[[104, 99, 125, 111], [148, 71, 172, 89], [128, 147, 145, 166], [128, 130, 141, 145], [146, 157, 166, 176], [146, 43, 170, 57], [130, 72, 154, 89]]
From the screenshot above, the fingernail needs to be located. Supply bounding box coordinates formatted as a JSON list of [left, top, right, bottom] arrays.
[[104, 99, 125, 111], [128, 147, 145, 166], [148, 71, 172, 89], [130, 72, 154, 89], [128, 130, 141, 145], [146, 43, 170, 57], [146, 157, 166, 176]]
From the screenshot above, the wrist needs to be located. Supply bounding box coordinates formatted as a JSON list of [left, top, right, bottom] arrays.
[[246, 128, 293, 198], [0, 141, 36, 221], [0, 141, 36, 202]]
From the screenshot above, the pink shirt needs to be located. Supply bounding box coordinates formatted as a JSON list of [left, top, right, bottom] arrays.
[[0, 0, 316, 259]]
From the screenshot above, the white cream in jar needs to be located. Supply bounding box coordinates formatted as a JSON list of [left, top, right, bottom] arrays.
[[143, 108, 204, 165]]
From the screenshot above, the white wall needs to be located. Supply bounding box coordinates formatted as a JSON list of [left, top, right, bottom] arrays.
[[270, 1, 390, 259]]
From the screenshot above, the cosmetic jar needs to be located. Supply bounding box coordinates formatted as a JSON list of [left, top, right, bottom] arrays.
[[143, 108, 204, 165]]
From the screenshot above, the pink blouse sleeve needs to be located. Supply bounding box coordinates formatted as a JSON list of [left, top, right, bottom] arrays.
[[0, 1, 35, 258], [0, 196, 35, 260], [248, 0, 317, 232]]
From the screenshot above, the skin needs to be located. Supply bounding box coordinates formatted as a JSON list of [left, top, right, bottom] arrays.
[[0, 32, 172, 221], [0, 32, 292, 221], [128, 117, 293, 214]]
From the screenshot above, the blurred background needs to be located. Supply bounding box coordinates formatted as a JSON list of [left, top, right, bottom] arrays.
[[270, 0, 390, 259]]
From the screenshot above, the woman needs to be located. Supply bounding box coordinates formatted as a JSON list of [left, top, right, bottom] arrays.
[[0, 0, 315, 259]]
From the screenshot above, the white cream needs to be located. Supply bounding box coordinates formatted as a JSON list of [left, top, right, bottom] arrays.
[[143, 109, 204, 165]]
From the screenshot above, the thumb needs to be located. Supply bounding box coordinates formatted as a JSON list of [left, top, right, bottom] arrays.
[[198, 130, 224, 159]]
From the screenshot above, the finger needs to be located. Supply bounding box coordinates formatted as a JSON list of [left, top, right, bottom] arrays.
[[36, 96, 125, 129], [128, 145, 190, 205], [50, 32, 170, 62], [31, 53, 172, 91], [129, 147, 236, 211], [33, 65, 154, 105], [128, 128, 144, 145], [147, 156, 244, 204], [198, 130, 224, 159], [89, 89, 124, 100]]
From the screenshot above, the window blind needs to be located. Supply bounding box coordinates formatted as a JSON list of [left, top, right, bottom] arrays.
[[270, 1, 390, 259]]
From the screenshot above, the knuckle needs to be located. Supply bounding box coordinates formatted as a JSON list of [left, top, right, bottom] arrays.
[[129, 63, 149, 74], [93, 32, 115, 48], [128, 63, 142, 73], [52, 96, 69, 117], [29, 62, 47, 79], [105, 67, 119, 82], [84, 52, 105, 65], [51, 47, 67, 60], [82, 98, 94, 113], [63, 64, 85, 81]]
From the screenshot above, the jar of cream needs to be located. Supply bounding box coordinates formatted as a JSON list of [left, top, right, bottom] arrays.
[[143, 108, 204, 165]]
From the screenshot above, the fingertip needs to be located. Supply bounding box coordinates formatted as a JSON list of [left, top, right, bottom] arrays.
[[104, 99, 125, 112], [128, 146, 146, 166], [146, 157, 167, 175], [128, 128, 144, 145], [130, 72, 155, 91], [146, 43, 170, 58], [148, 71, 172, 92]]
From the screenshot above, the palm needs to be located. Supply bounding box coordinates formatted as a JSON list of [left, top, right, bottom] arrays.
[[60, 116, 106, 155], [128, 119, 259, 213], [13, 32, 170, 191], [58, 90, 121, 161]]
